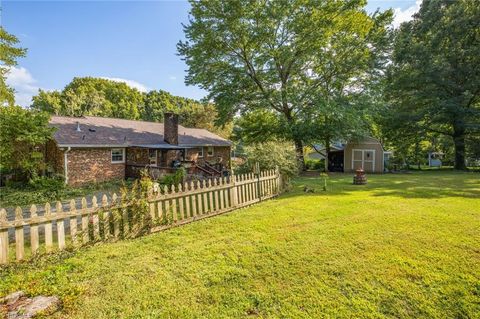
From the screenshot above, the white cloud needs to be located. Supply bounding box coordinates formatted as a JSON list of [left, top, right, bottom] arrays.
[[5, 66, 40, 107], [169, 76, 177, 81], [100, 77, 149, 92], [392, 0, 421, 28]]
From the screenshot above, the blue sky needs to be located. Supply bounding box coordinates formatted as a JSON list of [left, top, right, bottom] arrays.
[[3, 0, 420, 106]]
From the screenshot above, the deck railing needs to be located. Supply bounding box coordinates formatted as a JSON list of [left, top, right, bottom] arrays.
[[0, 168, 281, 265]]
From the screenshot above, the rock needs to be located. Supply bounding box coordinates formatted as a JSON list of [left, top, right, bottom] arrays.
[[1, 291, 61, 319], [13, 296, 60, 318], [303, 186, 315, 193], [1, 291, 25, 306]]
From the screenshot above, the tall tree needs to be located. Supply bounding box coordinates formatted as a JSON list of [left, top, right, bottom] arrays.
[[31, 78, 232, 138], [31, 77, 145, 119], [0, 105, 55, 178], [385, 0, 480, 170], [178, 0, 392, 170], [144, 90, 233, 138], [0, 27, 27, 106]]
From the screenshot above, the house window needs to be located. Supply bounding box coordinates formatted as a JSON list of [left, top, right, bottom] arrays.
[[198, 148, 204, 158], [207, 146, 214, 157], [111, 148, 125, 163], [149, 149, 157, 166]]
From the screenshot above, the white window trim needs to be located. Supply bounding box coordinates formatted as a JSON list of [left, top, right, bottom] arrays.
[[207, 146, 214, 157], [198, 147, 204, 158], [352, 149, 375, 172], [111, 148, 125, 164]]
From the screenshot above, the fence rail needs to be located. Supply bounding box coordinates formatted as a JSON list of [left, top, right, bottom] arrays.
[[0, 169, 281, 265]]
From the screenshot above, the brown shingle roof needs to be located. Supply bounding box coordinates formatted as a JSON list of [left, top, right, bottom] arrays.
[[49, 116, 231, 147]]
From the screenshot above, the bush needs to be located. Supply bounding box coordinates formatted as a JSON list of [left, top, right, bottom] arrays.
[[235, 140, 298, 183], [305, 159, 324, 171], [26, 175, 66, 202], [386, 156, 406, 171], [28, 175, 65, 191], [0, 105, 55, 180], [160, 167, 186, 189]]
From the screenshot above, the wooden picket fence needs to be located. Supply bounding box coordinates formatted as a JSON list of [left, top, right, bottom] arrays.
[[0, 169, 282, 265]]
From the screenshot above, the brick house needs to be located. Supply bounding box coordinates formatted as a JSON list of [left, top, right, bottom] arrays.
[[47, 113, 232, 186]]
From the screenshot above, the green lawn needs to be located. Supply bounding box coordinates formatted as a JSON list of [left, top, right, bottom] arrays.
[[1, 171, 479, 318]]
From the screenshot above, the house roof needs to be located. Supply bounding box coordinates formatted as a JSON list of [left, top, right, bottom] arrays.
[[312, 142, 346, 152], [49, 116, 231, 148]]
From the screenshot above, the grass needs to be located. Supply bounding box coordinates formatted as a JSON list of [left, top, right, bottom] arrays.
[[1, 171, 479, 318], [0, 179, 130, 208]]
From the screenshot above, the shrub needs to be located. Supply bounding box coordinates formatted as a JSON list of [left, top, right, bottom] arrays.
[[28, 175, 65, 191], [120, 174, 153, 236], [387, 156, 406, 171], [305, 159, 324, 170], [25, 175, 66, 202], [235, 140, 298, 183], [160, 167, 186, 189], [0, 105, 55, 180]]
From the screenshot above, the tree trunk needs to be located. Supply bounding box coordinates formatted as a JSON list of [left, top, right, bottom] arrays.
[[324, 138, 331, 172], [415, 141, 421, 170], [453, 132, 467, 170], [294, 139, 305, 172]]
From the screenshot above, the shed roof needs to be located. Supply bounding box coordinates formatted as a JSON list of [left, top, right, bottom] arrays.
[[49, 116, 231, 148]]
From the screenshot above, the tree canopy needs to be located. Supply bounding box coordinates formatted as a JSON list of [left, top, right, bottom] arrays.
[[32, 77, 145, 119], [31, 77, 232, 138], [178, 0, 392, 170], [0, 105, 55, 178], [0, 27, 27, 106], [383, 0, 480, 170]]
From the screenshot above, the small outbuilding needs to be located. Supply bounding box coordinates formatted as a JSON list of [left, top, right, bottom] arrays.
[[308, 137, 390, 173]]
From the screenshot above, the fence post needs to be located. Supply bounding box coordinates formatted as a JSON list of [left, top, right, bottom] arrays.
[[68, 200, 77, 246], [184, 182, 191, 219], [44, 203, 53, 252], [15, 207, 24, 261], [112, 193, 121, 238], [92, 196, 100, 241], [208, 179, 214, 212], [191, 181, 197, 217], [163, 185, 170, 223], [171, 185, 178, 222], [213, 178, 220, 211], [230, 173, 237, 208], [202, 180, 209, 213], [30, 205, 39, 255], [0, 208, 8, 264], [121, 192, 130, 236], [178, 184, 185, 220], [219, 178, 225, 210], [81, 197, 89, 244], [56, 201, 66, 250], [102, 195, 110, 239], [275, 165, 281, 194], [196, 182, 204, 216], [255, 163, 262, 201]]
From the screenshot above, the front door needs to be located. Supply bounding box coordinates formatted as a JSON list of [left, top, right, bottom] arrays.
[[352, 149, 375, 172]]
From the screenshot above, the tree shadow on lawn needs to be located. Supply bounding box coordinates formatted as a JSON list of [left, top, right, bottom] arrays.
[[287, 171, 480, 200]]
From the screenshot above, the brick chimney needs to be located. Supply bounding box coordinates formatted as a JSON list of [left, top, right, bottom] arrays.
[[164, 112, 179, 145]]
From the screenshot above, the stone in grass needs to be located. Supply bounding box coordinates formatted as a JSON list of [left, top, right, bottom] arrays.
[[1, 291, 61, 319], [303, 186, 315, 193], [1, 291, 25, 306]]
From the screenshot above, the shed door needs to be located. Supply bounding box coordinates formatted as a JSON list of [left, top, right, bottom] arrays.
[[363, 150, 375, 172], [352, 150, 364, 170], [352, 149, 375, 172]]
